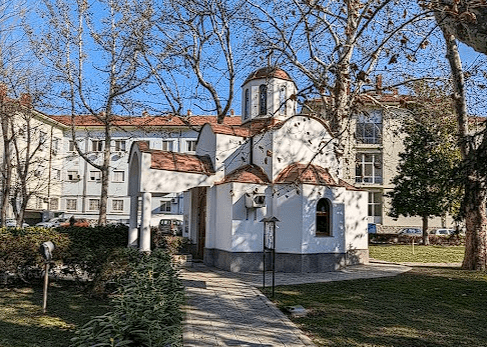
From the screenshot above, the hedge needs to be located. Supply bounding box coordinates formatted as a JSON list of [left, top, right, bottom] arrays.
[[0, 224, 128, 285]]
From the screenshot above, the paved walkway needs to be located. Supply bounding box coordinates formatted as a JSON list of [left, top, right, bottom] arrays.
[[181, 261, 411, 346]]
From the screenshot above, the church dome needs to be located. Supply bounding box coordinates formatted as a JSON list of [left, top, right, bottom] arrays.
[[243, 67, 293, 85]]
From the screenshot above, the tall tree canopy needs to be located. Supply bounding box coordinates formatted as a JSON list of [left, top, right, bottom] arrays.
[[388, 90, 462, 244]]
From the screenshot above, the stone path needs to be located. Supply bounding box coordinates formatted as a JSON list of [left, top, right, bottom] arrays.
[[181, 261, 411, 346]]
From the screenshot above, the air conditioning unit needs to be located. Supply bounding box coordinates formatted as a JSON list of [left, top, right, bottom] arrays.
[[245, 193, 266, 208], [171, 198, 178, 204], [76, 174, 81, 180]]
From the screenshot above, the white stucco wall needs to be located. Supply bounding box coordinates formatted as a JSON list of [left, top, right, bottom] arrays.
[[271, 116, 339, 181]]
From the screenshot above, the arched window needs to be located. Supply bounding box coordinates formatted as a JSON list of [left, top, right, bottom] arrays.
[[259, 84, 267, 115], [316, 198, 331, 236], [244, 89, 250, 119], [279, 85, 287, 115]]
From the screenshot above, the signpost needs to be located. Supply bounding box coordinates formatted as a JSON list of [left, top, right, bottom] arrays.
[[260, 216, 279, 298]]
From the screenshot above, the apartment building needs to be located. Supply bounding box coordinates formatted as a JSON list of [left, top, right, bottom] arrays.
[[47, 115, 241, 225]]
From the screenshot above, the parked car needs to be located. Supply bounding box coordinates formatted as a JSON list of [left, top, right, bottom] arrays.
[[398, 228, 422, 236], [36, 217, 69, 228], [158, 219, 183, 236], [430, 228, 455, 236], [59, 218, 90, 228], [5, 219, 29, 228]]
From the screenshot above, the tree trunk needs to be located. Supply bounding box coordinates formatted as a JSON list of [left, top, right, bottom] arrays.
[[440, 24, 487, 270], [462, 179, 487, 270], [422, 215, 430, 245]]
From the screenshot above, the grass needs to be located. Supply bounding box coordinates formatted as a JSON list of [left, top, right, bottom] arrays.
[[369, 245, 465, 263], [0, 280, 110, 347], [265, 267, 487, 347]]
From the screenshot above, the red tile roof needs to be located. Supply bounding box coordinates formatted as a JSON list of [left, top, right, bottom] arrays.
[[243, 67, 293, 85], [207, 123, 251, 137], [151, 151, 214, 175], [134, 141, 214, 175], [216, 165, 270, 185], [48, 115, 242, 127], [275, 163, 360, 190]]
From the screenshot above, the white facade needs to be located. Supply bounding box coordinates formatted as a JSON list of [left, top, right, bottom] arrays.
[[128, 67, 369, 272]]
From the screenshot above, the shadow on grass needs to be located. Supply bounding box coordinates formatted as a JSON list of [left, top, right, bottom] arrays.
[[266, 267, 487, 347], [0, 279, 110, 347]]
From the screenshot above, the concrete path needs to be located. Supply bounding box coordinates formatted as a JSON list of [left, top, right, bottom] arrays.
[[181, 261, 411, 346]]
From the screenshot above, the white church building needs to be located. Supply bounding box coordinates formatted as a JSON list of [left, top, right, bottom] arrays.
[[128, 67, 369, 272]]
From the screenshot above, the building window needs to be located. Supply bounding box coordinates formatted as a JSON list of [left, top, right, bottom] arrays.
[[279, 85, 287, 115], [355, 153, 382, 184], [186, 140, 197, 152], [162, 140, 174, 151], [259, 84, 267, 115], [368, 192, 382, 221], [67, 170, 79, 181], [50, 198, 59, 210], [53, 168, 61, 180], [316, 198, 332, 237], [68, 140, 75, 152], [91, 139, 104, 152], [39, 131, 47, 150], [160, 200, 171, 213], [66, 199, 77, 210], [244, 88, 250, 119], [89, 170, 101, 181], [36, 197, 44, 209], [356, 110, 382, 144], [113, 140, 126, 152], [52, 138, 60, 155], [113, 170, 125, 182], [89, 199, 100, 211], [112, 199, 124, 212]]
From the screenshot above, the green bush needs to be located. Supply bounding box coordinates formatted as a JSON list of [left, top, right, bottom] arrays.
[[59, 224, 128, 282], [71, 248, 184, 347], [0, 227, 70, 282], [0, 224, 128, 285]]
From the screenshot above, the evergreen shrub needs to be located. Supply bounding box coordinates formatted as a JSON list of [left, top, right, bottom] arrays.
[[71, 248, 184, 347]]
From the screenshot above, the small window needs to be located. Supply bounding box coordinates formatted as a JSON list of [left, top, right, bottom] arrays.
[[244, 88, 250, 119], [316, 198, 332, 237], [186, 140, 197, 152], [67, 171, 79, 181], [113, 140, 126, 152], [39, 131, 47, 150], [279, 85, 287, 115], [53, 169, 61, 180], [162, 140, 174, 151], [66, 199, 77, 210], [259, 84, 267, 115], [113, 170, 125, 182], [52, 138, 60, 155], [91, 139, 104, 152], [50, 198, 59, 210], [89, 170, 101, 181], [160, 200, 171, 213], [68, 140, 75, 152], [112, 199, 124, 212], [89, 199, 100, 211], [36, 197, 44, 209]]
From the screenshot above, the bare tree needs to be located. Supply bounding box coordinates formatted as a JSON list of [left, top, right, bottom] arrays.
[[26, 0, 153, 225], [146, 0, 247, 122]]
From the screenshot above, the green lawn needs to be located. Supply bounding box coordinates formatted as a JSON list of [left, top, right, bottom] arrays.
[[266, 267, 487, 347], [0, 280, 110, 347], [369, 245, 465, 263]]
